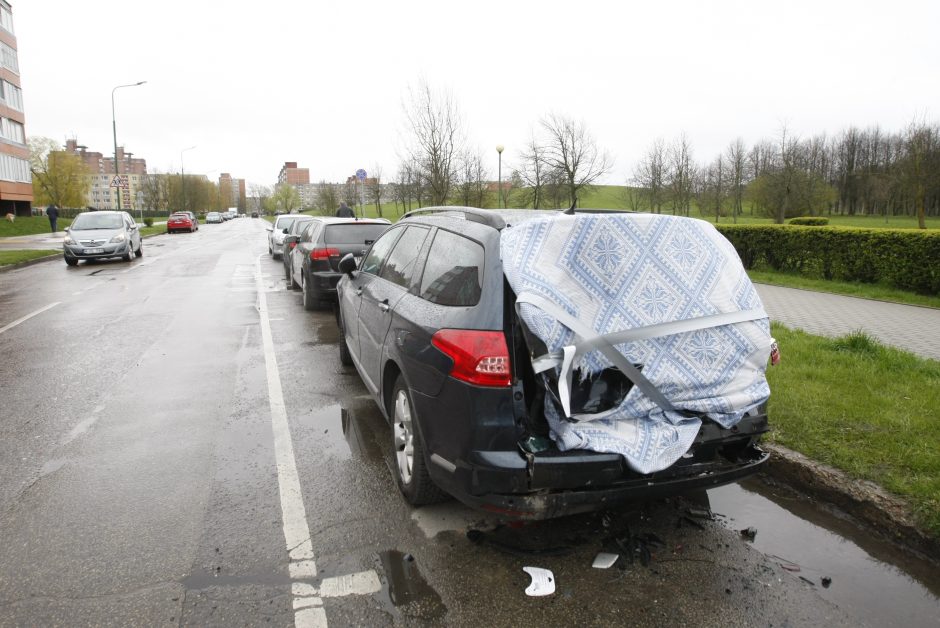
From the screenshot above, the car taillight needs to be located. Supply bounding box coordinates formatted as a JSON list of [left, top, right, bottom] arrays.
[[431, 329, 511, 387], [288, 242, 297, 250], [311, 247, 339, 260]]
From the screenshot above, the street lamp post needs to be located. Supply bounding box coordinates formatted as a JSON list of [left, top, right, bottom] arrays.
[[496, 145, 504, 209], [111, 81, 147, 211], [180, 145, 196, 214]]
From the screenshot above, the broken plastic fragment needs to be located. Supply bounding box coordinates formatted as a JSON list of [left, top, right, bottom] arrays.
[[592, 552, 619, 569], [740, 527, 757, 541], [522, 567, 555, 596]]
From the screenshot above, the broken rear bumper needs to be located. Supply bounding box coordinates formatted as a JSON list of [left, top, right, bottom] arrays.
[[453, 445, 769, 519]]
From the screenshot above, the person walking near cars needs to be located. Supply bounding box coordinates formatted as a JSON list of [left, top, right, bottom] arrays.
[[46, 204, 59, 233], [335, 202, 355, 218]]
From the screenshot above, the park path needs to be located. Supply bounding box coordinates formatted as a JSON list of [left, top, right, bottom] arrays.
[[755, 284, 940, 361]]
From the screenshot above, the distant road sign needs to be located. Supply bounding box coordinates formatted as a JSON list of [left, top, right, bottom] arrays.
[[356, 169, 367, 181], [109, 175, 128, 188]]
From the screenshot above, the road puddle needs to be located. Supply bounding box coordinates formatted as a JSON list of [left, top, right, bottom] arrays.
[[708, 477, 940, 627], [376, 550, 446, 621]]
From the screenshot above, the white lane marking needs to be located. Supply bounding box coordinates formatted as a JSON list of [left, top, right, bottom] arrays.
[[319, 571, 382, 598], [0, 301, 60, 336], [255, 255, 327, 628]]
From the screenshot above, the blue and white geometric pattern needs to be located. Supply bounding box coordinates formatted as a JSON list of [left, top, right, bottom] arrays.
[[500, 213, 772, 474]]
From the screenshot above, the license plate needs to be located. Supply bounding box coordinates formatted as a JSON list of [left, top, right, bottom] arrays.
[[84, 248, 105, 254]]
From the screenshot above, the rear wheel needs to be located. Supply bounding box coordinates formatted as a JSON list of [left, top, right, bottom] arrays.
[[135, 241, 143, 257], [302, 271, 317, 310], [390, 376, 447, 505], [338, 329, 352, 366]]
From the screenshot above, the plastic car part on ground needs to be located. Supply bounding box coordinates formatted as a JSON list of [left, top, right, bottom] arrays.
[[500, 213, 773, 474], [522, 567, 555, 596]]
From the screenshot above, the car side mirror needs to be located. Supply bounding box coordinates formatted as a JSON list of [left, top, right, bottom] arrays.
[[338, 253, 358, 277], [265, 226, 273, 232], [282, 228, 289, 234]]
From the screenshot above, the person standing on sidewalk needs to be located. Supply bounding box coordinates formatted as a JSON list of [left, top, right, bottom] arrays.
[[45, 204, 59, 233]]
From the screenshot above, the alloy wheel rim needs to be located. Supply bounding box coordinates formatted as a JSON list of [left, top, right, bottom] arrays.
[[394, 390, 414, 484]]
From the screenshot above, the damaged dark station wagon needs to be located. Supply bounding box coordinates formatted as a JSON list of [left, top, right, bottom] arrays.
[[336, 207, 771, 519]]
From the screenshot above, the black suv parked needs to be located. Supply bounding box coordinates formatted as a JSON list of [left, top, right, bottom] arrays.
[[335, 208, 770, 519]]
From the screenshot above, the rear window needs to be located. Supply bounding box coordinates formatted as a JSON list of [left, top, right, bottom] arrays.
[[324, 223, 389, 245], [419, 230, 484, 306]]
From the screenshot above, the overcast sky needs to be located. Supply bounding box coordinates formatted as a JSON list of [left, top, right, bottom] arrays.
[[16, 0, 940, 190]]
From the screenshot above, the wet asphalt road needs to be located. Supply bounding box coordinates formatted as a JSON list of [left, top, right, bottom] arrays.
[[0, 219, 861, 627]]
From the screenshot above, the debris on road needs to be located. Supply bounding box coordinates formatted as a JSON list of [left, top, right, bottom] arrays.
[[740, 527, 758, 541], [592, 552, 619, 569], [522, 567, 555, 596]]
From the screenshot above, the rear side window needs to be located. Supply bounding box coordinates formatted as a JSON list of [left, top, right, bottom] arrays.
[[301, 222, 319, 242], [360, 228, 402, 276], [419, 230, 484, 306], [325, 223, 389, 245], [379, 226, 429, 290], [276, 217, 297, 231]]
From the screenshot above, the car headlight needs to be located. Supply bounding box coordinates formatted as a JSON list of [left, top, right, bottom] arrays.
[[64, 237, 75, 245], [110, 233, 126, 243]]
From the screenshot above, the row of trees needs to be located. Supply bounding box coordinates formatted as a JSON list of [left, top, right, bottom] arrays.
[[391, 81, 612, 214], [631, 122, 940, 228]]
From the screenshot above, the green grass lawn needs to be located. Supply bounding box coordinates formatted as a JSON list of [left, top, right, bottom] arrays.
[[0, 216, 72, 237], [0, 249, 59, 266], [766, 323, 940, 537]]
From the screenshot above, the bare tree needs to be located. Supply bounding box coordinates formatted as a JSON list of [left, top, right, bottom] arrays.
[[726, 138, 748, 223], [540, 113, 612, 207], [454, 148, 491, 207], [902, 120, 938, 229], [315, 181, 339, 216], [632, 139, 667, 213], [402, 81, 464, 205], [517, 135, 549, 209], [367, 164, 384, 217], [667, 134, 696, 216]]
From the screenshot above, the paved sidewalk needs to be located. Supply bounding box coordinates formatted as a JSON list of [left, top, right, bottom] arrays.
[[0, 231, 67, 251], [755, 284, 940, 361]]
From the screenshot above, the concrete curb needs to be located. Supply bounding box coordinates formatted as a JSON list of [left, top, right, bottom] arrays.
[[762, 443, 939, 561]]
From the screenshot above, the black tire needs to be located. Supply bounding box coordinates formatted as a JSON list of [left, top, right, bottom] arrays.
[[284, 261, 291, 281], [390, 376, 447, 506], [135, 242, 143, 257], [302, 270, 317, 311], [338, 326, 352, 366], [65, 255, 78, 266], [290, 265, 300, 290], [122, 245, 133, 262]]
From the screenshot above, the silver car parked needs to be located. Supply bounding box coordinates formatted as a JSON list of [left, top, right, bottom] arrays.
[[63, 211, 142, 266]]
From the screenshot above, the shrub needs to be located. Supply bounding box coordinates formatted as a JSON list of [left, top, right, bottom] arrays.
[[716, 224, 940, 295], [143, 217, 154, 227], [789, 217, 829, 226]]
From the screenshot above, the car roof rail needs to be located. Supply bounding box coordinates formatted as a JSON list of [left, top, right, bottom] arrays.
[[401, 206, 506, 230]]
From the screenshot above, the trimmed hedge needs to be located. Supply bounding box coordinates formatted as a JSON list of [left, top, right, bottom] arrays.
[[715, 224, 940, 295], [789, 217, 829, 226]]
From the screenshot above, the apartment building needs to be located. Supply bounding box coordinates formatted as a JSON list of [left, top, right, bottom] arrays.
[[63, 139, 147, 210], [277, 161, 309, 186], [0, 1, 31, 216], [219, 172, 246, 210]]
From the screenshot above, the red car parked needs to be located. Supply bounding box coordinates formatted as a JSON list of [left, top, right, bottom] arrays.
[[167, 211, 199, 233]]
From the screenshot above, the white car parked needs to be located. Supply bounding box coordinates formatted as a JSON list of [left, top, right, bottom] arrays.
[[266, 213, 303, 259]]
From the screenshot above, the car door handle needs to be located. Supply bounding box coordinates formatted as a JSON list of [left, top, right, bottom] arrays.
[[379, 299, 390, 313]]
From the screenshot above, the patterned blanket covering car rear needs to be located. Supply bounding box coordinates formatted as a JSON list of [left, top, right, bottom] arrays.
[[500, 213, 772, 474]]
